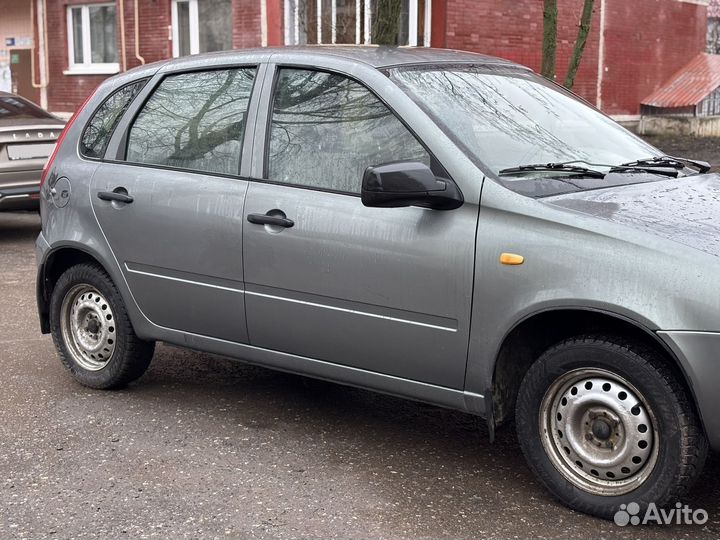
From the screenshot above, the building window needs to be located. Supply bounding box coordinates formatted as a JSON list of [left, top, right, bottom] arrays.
[[66, 4, 119, 74], [284, 0, 431, 46], [171, 0, 233, 57]]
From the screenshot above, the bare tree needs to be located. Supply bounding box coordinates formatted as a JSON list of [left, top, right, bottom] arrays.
[[295, 0, 408, 46], [372, 0, 404, 45], [541, 0, 558, 79], [564, 0, 595, 90], [541, 0, 596, 90]]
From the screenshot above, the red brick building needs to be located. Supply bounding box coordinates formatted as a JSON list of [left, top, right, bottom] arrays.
[[0, 0, 708, 118]]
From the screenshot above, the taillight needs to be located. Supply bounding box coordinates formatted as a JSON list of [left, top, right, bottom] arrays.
[[40, 87, 98, 187]]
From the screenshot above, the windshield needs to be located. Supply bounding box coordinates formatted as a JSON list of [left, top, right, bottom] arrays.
[[0, 95, 55, 120], [390, 65, 662, 191]]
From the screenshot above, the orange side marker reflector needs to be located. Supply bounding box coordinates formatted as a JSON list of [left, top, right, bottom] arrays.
[[500, 253, 525, 266]]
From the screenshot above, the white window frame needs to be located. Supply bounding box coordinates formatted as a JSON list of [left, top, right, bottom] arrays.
[[284, 0, 299, 45], [284, 0, 431, 46], [65, 3, 120, 75], [171, 0, 200, 57], [423, 0, 431, 47]]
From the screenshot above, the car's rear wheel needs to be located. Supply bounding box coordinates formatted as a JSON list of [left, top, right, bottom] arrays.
[[516, 335, 707, 519], [49, 263, 155, 389]]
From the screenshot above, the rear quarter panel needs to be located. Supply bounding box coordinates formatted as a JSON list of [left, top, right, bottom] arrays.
[[39, 63, 165, 340]]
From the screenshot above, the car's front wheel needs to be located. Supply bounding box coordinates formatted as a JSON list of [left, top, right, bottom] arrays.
[[516, 335, 708, 519], [49, 263, 155, 389]]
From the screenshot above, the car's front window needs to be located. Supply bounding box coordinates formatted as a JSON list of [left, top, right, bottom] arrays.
[[267, 68, 431, 194], [390, 65, 662, 190]]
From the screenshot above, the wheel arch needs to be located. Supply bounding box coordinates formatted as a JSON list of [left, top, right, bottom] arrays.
[[490, 307, 703, 434], [37, 244, 114, 334]]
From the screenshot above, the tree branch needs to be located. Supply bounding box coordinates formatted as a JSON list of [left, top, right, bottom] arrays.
[[564, 0, 595, 90], [541, 0, 558, 80]]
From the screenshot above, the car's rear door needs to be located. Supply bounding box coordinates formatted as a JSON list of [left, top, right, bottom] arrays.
[[241, 63, 478, 389], [90, 65, 261, 343]]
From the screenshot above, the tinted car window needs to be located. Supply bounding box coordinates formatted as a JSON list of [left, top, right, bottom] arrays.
[[268, 68, 430, 194], [126, 68, 255, 175], [0, 96, 55, 120], [80, 79, 147, 158]]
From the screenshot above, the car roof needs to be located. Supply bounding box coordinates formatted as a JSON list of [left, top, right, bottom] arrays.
[[157, 46, 527, 71]]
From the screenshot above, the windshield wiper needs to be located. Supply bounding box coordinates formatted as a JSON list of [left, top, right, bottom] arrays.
[[498, 163, 606, 178], [502, 159, 683, 178], [620, 155, 711, 173]]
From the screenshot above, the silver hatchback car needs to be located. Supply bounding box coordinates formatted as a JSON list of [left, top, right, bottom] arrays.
[[36, 47, 719, 520]]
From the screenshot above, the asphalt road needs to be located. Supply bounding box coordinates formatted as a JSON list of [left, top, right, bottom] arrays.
[[1, 210, 719, 539]]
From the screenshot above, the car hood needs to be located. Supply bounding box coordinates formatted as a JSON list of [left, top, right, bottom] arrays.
[[544, 173, 720, 257]]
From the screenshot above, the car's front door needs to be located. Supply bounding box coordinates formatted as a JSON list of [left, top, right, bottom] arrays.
[[91, 67, 257, 342], [242, 66, 478, 389]]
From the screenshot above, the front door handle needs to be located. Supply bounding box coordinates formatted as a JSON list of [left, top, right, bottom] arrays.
[[98, 188, 134, 204], [247, 212, 294, 228]]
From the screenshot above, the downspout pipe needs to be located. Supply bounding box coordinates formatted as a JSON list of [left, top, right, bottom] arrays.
[[30, 0, 49, 109], [134, 0, 145, 64], [119, 0, 127, 71]]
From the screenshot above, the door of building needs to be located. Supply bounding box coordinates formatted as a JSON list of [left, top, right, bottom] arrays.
[[10, 49, 40, 105]]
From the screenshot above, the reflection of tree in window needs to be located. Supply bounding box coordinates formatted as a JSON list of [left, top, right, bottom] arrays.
[[176, 1, 191, 56], [126, 69, 255, 176], [81, 79, 147, 158], [269, 69, 429, 193], [335, 0, 357, 42], [397, 69, 579, 163], [71, 8, 84, 63], [291, 0, 412, 45], [372, 0, 410, 45], [89, 5, 117, 63], [392, 67, 654, 173], [199, 0, 232, 52]]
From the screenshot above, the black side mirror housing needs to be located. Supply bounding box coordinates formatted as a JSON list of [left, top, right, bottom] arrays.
[[361, 162, 464, 210]]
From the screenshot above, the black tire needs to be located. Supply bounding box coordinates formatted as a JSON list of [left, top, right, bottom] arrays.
[[516, 335, 707, 520], [49, 262, 155, 389]]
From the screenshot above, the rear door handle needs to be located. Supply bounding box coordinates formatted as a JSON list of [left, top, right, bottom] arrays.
[[247, 213, 294, 228], [98, 189, 133, 204]]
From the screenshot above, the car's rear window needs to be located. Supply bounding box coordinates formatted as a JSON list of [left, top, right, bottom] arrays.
[[0, 96, 54, 120], [80, 79, 148, 159]]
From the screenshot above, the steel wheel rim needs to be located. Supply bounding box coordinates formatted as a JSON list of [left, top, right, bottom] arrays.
[[539, 368, 659, 496], [60, 284, 116, 371]]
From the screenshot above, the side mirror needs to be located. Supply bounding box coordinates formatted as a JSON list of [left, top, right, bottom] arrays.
[[361, 162, 463, 210]]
